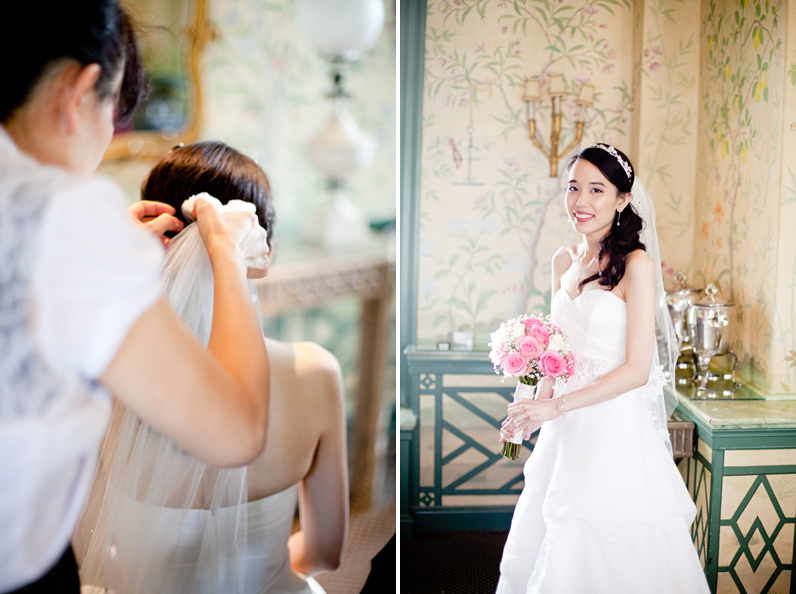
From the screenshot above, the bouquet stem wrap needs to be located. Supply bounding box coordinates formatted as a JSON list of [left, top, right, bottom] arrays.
[[500, 380, 537, 460]]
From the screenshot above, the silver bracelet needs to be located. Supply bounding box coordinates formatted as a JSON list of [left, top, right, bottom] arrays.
[[559, 395, 566, 421]]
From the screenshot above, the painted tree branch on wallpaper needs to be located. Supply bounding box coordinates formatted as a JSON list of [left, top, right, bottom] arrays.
[[702, 0, 781, 299], [418, 0, 635, 343]]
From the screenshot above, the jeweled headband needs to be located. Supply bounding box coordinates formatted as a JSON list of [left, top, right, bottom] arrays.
[[588, 143, 633, 181]]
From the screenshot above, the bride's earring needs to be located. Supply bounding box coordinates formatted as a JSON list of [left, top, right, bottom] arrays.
[[616, 210, 621, 226]]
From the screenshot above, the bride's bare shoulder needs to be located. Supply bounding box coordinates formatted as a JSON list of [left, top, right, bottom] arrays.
[[552, 245, 576, 273]]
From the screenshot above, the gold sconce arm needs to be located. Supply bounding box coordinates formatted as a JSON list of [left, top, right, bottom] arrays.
[[559, 121, 585, 162], [527, 119, 550, 159]]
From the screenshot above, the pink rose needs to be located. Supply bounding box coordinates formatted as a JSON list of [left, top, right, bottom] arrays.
[[523, 317, 543, 333], [502, 352, 529, 377], [530, 325, 550, 348], [518, 336, 543, 359], [539, 350, 566, 377]]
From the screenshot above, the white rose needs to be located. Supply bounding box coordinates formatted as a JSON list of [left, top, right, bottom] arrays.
[[510, 323, 526, 344], [548, 334, 566, 353]]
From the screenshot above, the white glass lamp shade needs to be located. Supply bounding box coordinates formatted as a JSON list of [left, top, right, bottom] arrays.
[[308, 103, 376, 180], [296, 0, 385, 59]]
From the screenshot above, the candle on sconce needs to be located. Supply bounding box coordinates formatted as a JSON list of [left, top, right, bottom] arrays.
[[523, 77, 541, 120], [523, 77, 541, 101], [548, 74, 566, 96], [575, 83, 595, 122], [548, 74, 566, 111]]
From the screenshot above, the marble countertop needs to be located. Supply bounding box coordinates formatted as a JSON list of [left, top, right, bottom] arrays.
[[676, 389, 796, 429]]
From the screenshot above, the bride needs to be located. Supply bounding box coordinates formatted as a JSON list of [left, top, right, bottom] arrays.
[[496, 144, 709, 593], [73, 142, 348, 594]]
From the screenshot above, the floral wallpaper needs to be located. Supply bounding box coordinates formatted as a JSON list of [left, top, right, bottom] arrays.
[[693, 0, 794, 394], [415, 0, 795, 395], [416, 0, 699, 346]]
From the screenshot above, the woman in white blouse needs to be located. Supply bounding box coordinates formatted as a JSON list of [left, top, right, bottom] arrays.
[[0, 3, 272, 592]]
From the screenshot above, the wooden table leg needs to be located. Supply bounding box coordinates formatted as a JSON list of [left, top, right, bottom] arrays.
[[350, 264, 394, 510]]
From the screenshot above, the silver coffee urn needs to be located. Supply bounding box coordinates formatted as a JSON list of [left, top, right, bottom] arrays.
[[665, 272, 703, 384], [687, 283, 738, 392]]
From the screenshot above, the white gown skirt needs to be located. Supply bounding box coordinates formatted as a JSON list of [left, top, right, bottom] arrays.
[[495, 386, 709, 594]]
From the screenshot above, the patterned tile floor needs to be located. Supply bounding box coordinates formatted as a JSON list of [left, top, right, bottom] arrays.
[[400, 530, 508, 594]]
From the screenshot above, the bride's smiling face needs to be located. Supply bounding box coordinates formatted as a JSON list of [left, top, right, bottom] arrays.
[[565, 158, 629, 238]]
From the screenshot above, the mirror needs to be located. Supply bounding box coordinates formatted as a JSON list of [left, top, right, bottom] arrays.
[[103, 0, 215, 160]]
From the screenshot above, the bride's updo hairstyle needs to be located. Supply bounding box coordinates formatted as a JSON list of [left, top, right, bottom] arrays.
[[567, 144, 645, 291], [142, 141, 275, 248], [0, 1, 147, 126]]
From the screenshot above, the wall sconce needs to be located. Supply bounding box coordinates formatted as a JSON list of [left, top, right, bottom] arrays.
[[524, 74, 594, 177]]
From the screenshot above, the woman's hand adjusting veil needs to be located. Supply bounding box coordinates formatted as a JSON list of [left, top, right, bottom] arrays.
[[192, 197, 271, 278], [129, 200, 184, 247]]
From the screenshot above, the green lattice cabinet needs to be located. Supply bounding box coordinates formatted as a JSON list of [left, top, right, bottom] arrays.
[[676, 396, 796, 594]]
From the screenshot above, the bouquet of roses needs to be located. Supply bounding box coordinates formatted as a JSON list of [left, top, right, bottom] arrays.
[[489, 314, 575, 460]]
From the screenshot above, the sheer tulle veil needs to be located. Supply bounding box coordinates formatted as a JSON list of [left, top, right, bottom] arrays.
[[630, 177, 679, 455], [74, 221, 258, 593]]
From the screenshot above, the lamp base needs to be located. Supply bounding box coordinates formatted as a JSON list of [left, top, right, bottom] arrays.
[[303, 187, 374, 247]]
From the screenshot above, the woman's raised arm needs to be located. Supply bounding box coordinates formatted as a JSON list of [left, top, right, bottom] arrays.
[[100, 204, 270, 468]]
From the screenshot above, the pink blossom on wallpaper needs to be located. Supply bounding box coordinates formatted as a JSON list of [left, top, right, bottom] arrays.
[[442, 95, 451, 106], [438, 58, 447, 67], [588, 33, 594, 41], [607, 49, 617, 59], [583, 5, 598, 15], [439, 2, 450, 14], [599, 23, 607, 28], [539, 351, 566, 377], [453, 0, 461, 4], [644, 48, 650, 57], [576, 73, 591, 84], [503, 156, 518, 166], [474, 41, 485, 53], [515, 50, 521, 55], [652, 46, 663, 55], [501, 26, 508, 34], [602, 64, 615, 73], [458, 98, 468, 108], [650, 62, 662, 72]]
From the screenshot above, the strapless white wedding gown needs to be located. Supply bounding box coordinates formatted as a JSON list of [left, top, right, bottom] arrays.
[[80, 484, 323, 594], [496, 288, 709, 594]]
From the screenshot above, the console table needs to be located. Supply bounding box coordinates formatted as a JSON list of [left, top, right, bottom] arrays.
[[256, 236, 394, 509]]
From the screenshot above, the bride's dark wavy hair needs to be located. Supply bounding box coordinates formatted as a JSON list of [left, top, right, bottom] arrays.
[[142, 141, 275, 248], [568, 144, 645, 291]]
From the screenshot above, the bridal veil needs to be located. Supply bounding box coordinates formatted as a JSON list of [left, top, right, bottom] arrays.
[[74, 221, 256, 593]]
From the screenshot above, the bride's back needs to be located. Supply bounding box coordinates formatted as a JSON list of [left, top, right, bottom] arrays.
[[245, 338, 344, 501]]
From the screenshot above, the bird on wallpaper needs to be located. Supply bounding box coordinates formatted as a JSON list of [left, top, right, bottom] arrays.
[[448, 137, 463, 169]]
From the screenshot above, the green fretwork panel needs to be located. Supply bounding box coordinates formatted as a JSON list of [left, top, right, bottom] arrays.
[[718, 475, 796, 594], [681, 454, 712, 569]]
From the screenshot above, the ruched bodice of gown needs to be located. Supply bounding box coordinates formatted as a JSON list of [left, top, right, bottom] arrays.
[[496, 288, 710, 594]]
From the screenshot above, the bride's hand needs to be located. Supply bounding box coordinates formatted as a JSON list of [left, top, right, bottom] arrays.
[[499, 418, 520, 443], [193, 198, 270, 278], [507, 398, 560, 434]]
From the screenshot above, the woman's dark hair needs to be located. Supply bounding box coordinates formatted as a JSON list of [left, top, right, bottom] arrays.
[[567, 144, 645, 290], [1, 1, 147, 125], [142, 141, 275, 248]]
